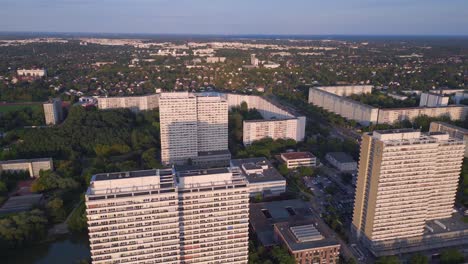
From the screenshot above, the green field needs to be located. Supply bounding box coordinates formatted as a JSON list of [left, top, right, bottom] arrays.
[[0, 103, 42, 113]]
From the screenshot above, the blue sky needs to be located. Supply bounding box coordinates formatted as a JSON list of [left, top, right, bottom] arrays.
[[0, 0, 467, 35]]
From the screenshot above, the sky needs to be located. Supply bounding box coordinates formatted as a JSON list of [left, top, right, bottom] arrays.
[[0, 0, 467, 35]]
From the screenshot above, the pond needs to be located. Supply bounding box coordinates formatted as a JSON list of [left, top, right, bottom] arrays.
[[5, 234, 90, 264]]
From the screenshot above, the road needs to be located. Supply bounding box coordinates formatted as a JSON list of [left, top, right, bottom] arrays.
[[286, 175, 357, 261]]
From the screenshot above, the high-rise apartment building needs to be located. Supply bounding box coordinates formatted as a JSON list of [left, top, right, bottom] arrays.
[[159, 92, 229, 166], [85, 167, 249, 264], [352, 129, 464, 248], [43, 98, 63, 125]]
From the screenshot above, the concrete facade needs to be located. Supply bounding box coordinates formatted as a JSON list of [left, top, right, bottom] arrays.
[[279, 152, 317, 169], [43, 98, 63, 125], [85, 168, 249, 264], [352, 129, 465, 255], [17, 68, 46, 77], [0, 158, 53, 177], [160, 92, 229, 165], [97, 94, 159, 112], [430, 121, 468, 157], [226, 94, 306, 145], [308, 86, 468, 125], [419, 92, 449, 107]]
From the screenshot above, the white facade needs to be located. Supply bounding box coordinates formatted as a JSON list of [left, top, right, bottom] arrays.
[[280, 152, 317, 169], [17, 68, 46, 77], [85, 168, 249, 264], [159, 92, 228, 165], [430, 121, 468, 157], [97, 94, 159, 112], [225, 93, 305, 145], [352, 129, 465, 245], [308, 86, 468, 125], [419, 92, 449, 107], [43, 98, 63, 125], [206, 57, 226, 63]]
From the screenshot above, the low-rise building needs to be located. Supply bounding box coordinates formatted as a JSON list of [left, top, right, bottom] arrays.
[[231, 157, 286, 197], [274, 222, 341, 264], [279, 152, 317, 169], [325, 152, 357, 172], [0, 158, 53, 177], [206, 57, 226, 63]]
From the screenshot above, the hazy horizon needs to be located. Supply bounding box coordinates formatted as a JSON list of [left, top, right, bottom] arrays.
[[1, 0, 467, 35]]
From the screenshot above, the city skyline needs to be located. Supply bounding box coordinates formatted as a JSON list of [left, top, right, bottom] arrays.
[[1, 0, 468, 35]]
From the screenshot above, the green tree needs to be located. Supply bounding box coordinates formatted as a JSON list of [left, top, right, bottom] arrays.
[[142, 148, 162, 169], [31, 170, 79, 192], [440, 248, 464, 264], [376, 256, 400, 264], [270, 246, 295, 264], [278, 164, 289, 176], [409, 253, 428, 264], [46, 198, 67, 223]]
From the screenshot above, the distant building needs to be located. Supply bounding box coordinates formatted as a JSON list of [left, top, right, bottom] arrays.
[[251, 54, 259, 66], [206, 57, 226, 63], [78, 96, 98, 107], [43, 98, 63, 125], [352, 129, 466, 256], [16, 68, 46, 78], [97, 94, 159, 111], [279, 152, 317, 169], [325, 152, 357, 172], [159, 92, 230, 166], [309, 86, 468, 125], [430, 121, 468, 157], [263, 62, 280, 69], [419, 92, 449, 107], [85, 167, 249, 264], [0, 158, 53, 177], [231, 157, 286, 197], [274, 222, 341, 264]]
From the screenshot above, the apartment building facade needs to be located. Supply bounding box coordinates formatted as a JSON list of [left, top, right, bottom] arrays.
[[225, 93, 306, 145], [159, 92, 229, 166], [97, 94, 159, 112], [430, 121, 468, 157], [352, 129, 464, 251], [85, 167, 249, 264], [43, 98, 63, 125]]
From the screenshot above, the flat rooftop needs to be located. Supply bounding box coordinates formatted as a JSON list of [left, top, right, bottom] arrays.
[[374, 128, 418, 135], [281, 152, 315, 160], [231, 157, 285, 183], [249, 199, 314, 246], [93, 169, 173, 181], [177, 167, 230, 177], [275, 221, 340, 252], [0, 194, 43, 215]]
